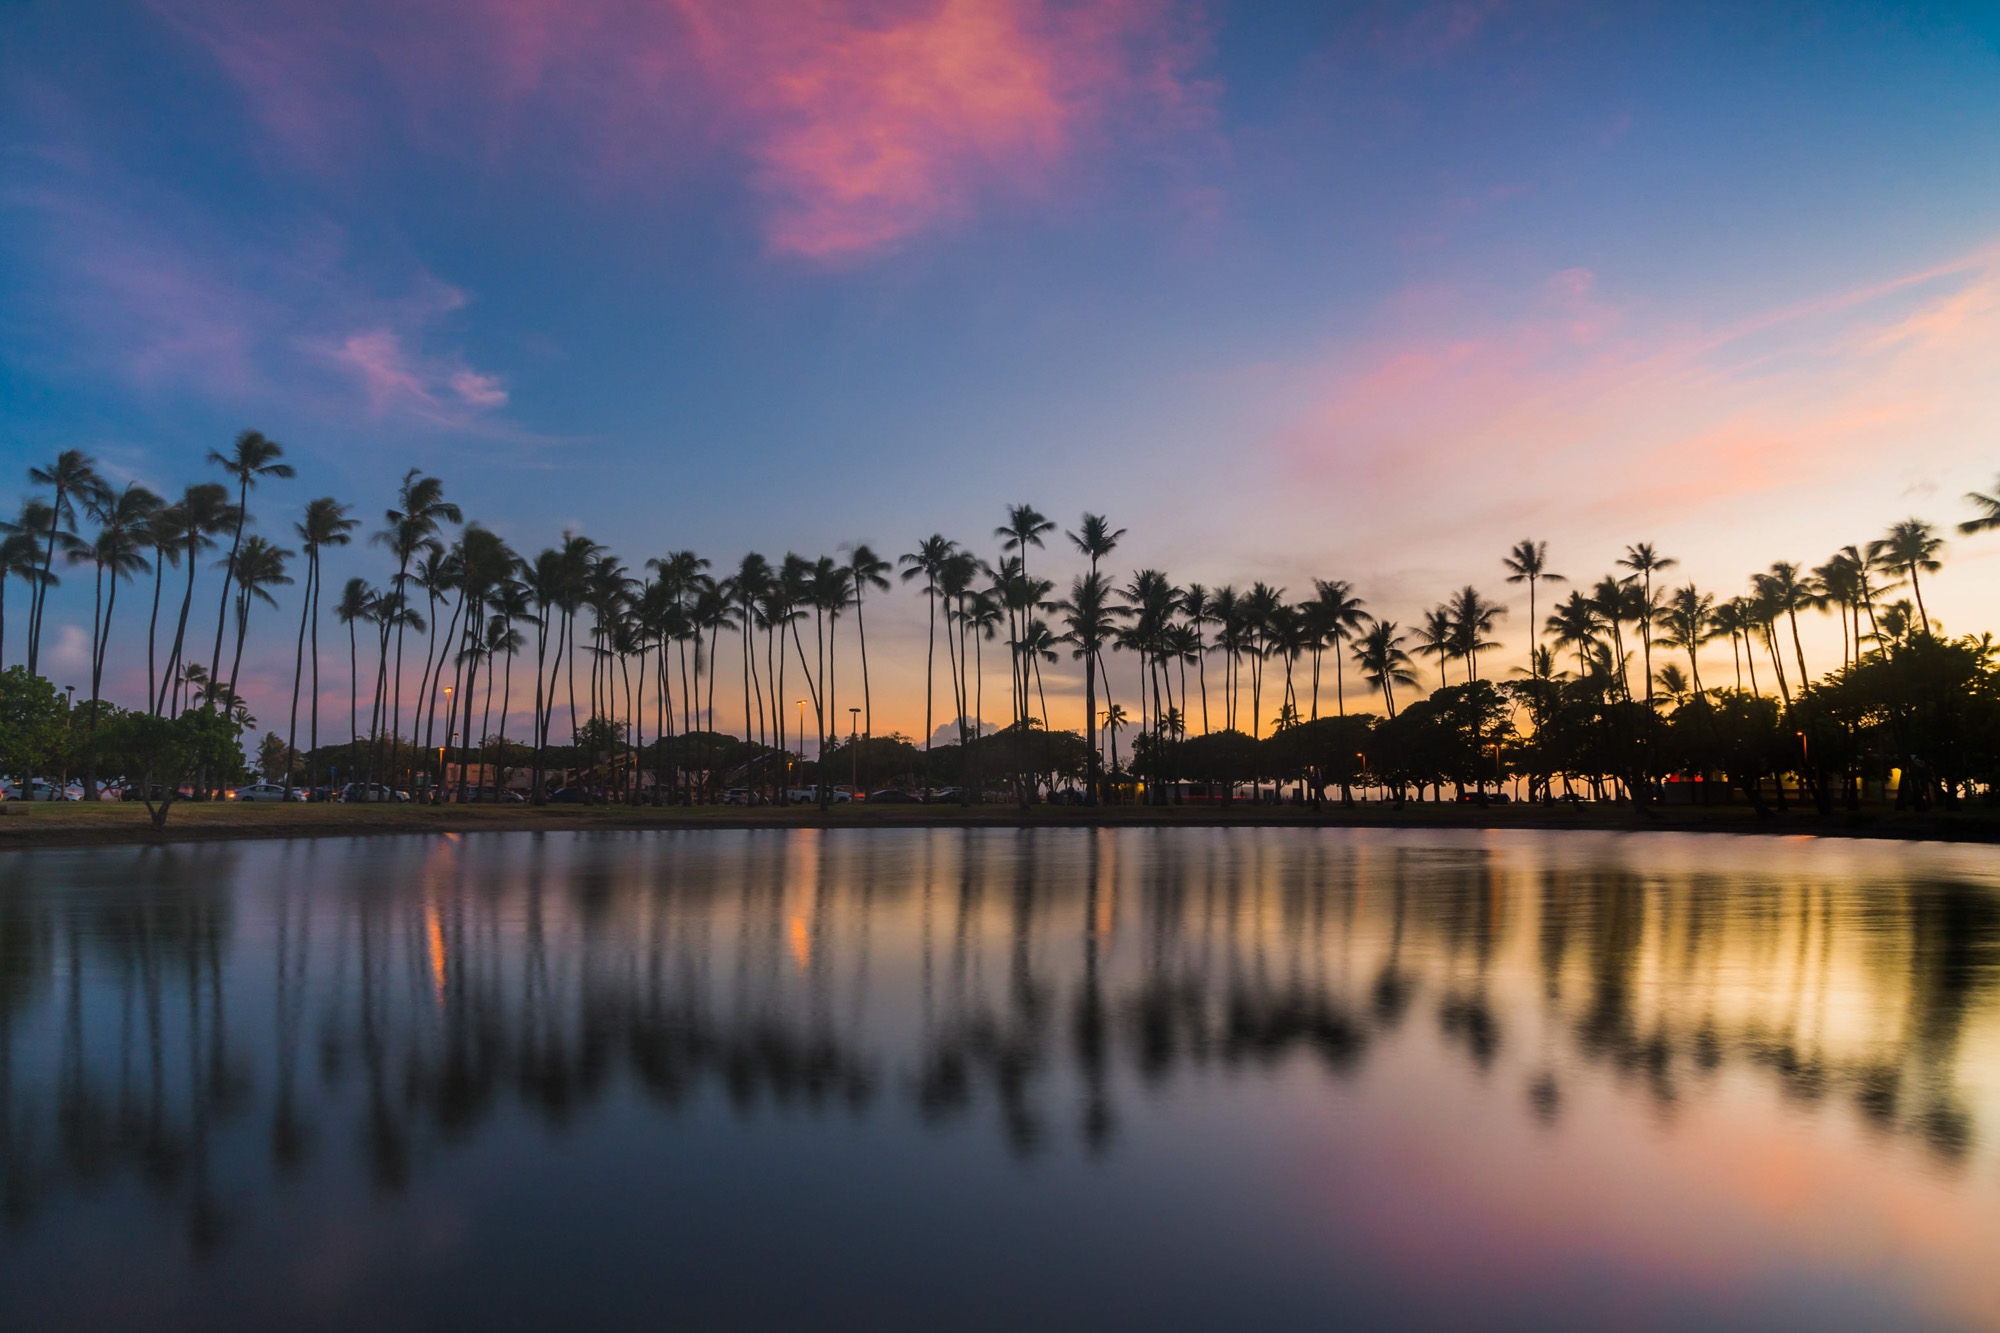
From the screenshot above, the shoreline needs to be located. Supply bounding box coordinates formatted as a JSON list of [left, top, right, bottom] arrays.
[[0, 801, 1996, 851]]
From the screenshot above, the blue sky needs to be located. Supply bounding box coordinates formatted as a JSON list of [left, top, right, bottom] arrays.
[[3, 0, 1998, 739]]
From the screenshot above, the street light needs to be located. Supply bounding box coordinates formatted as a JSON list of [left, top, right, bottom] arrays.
[[440, 686, 454, 803], [849, 707, 861, 794]]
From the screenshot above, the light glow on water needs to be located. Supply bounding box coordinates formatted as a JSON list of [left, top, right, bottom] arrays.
[[1, 828, 1996, 1331]]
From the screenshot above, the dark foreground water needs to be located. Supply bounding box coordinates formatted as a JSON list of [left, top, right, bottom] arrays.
[[2, 829, 1998, 1332]]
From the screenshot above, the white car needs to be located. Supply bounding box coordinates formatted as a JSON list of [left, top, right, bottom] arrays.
[[232, 782, 304, 802]]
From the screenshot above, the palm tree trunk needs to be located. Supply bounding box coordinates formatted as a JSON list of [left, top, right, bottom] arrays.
[[1909, 566, 1931, 634], [146, 556, 168, 713], [1787, 609, 1808, 686], [922, 582, 936, 786], [855, 589, 874, 738], [285, 546, 311, 794], [161, 544, 200, 714], [28, 482, 66, 675], [347, 617, 360, 748], [208, 483, 250, 694], [308, 558, 323, 790]]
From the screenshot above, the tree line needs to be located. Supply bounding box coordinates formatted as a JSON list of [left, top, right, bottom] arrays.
[[3, 432, 1997, 818]]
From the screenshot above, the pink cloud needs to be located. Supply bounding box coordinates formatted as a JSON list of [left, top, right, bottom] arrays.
[[326, 328, 509, 422], [152, 0, 1212, 258]]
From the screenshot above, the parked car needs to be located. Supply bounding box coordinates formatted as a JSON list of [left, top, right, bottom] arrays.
[[867, 787, 922, 804], [719, 787, 765, 806], [785, 787, 855, 804], [233, 782, 306, 802], [339, 782, 410, 803], [465, 785, 526, 803], [546, 787, 592, 804], [9, 779, 80, 802]]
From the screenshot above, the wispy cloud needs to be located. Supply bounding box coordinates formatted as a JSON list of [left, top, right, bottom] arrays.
[[1261, 243, 2000, 590], [151, 0, 1214, 259]]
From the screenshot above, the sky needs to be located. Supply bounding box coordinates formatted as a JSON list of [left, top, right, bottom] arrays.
[[3, 0, 1999, 748]]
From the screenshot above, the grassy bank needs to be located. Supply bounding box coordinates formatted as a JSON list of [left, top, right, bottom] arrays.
[[0, 798, 1995, 851]]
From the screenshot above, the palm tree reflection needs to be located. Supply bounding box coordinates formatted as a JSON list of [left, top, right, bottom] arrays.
[[0, 829, 1994, 1253]]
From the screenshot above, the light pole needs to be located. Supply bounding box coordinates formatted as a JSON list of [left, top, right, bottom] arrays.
[[440, 686, 453, 803], [849, 707, 861, 795]]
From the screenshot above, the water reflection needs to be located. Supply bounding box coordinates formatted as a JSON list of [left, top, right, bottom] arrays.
[[2, 828, 1998, 1328]]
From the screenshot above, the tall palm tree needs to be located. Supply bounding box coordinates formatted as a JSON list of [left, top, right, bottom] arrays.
[[24, 449, 106, 675], [1502, 540, 1564, 684], [1354, 621, 1417, 717], [140, 501, 187, 709], [1616, 543, 1677, 705], [1754, 561, 1820, 687], [371, 469, 459, 776], [1066, 513, 1124, 580], [71, 483, 160, 798], [1706, 597, 1751, 691], [287, 498, 358, 794], [205, 430, 293, 696], [1869, 518, 1944, 635], [334, 577, 379, 751], [840, 543, 891, 739], [1241, 582, 1283, 738], [159, 483, 239, 714], [899, 535, 956, 777]]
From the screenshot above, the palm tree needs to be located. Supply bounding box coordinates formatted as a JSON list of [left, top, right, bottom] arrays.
[[159, 483, 239, 714], [1445, 585, 1506, 681], [72, 483, 160, 798], [140, 501, 186, 709], [287, 498, 358, 794], [1101, 701, 1129, 780], [1354, 621, 1417, 717], [899, 536, 956, 778], [223, 535, 293, 702], [1502, 540, 1565, 684], [1413, 605, 1456, 686], [334, 578, 379, 750], [998, 505, 1055, 738], [1545, 591, 1603, 681], [205, 430, 293, 696], [1706, 597, 1752, 691], [1658, 584, 1716, 697], [1312, 580, 1370, 717], [1241, 582, 1283, 738], [371, 469, 459, 775], [1754, 561, 1820, 687], [840, 543, 891, 738], [24, 450, 104, 674], [1058, 571, 1117, 802], [1616, 543, 1677, 705], [0, 522, 46, 669], [1960, 477, 2000, 538], [1869, 518, 1944, 635]]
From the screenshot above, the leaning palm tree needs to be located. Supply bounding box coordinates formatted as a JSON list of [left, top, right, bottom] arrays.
[[159, 483, 239, 714], [371, 469, 460, 774], [1502, 540, 1565, 684], [1354, 621, 1417, 717], [1869, 518, 1944, 636], [205, 430, 293, 696], [223, 535, 294, 702], [1545, 590, 1604, 682], [140, 501, 187, 709], [1753, 561, 1820, 687], [24, 449, 104, 674], [0, 500, 57, 671], [287, 497, 358, 794]]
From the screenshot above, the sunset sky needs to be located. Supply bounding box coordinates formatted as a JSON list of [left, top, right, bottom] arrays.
[[4, 0, 1998, 742]]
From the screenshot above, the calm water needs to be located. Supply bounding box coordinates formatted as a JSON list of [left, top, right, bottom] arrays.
[[2, 828, 1998, 1332]]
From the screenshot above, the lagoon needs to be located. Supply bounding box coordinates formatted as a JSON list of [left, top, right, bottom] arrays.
[[2, 827, 1997, 1331]]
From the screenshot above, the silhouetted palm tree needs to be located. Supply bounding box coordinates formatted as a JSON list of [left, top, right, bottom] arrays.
[[223, 535, 293, 704], [899, 536, 955, 777], [1960, 476, 2000, 537], [1312, 579, 1370, 717], [72, 482, 159, 798], [1616, 543, 1677, 705], [205, 430, 292, 697], [160, 483, 238, 714], [287, 498, 357, 794], [1354, 621, 1417, 717], [1658, 584, 1716, 697], [334, 578, 379, 750], [841, 543, 890, 737], [25, 449, 104, 674], [1870, 518, 1944, 635], [1502, 539, 1564, 684]]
